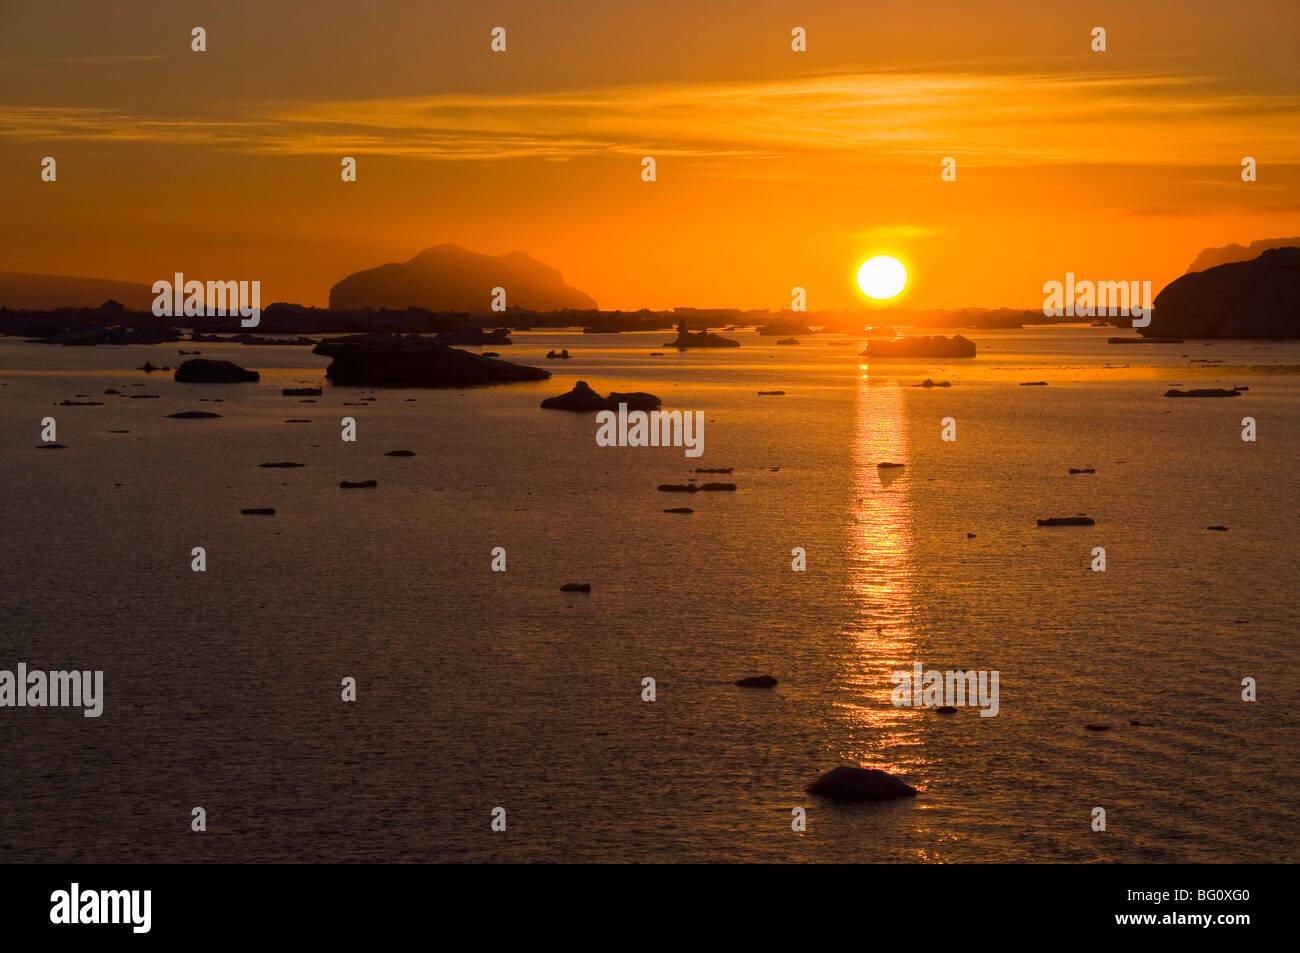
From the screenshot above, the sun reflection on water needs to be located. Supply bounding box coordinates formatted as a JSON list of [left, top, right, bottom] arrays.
[[833, 373, 927, 774]]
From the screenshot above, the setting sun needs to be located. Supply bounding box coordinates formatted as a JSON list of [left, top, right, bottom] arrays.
[[857, 255, 908, 300]]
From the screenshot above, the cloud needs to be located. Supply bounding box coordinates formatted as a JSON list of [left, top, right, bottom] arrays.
[[851, 225, 941, 240], [2, 68, 1298, 165], [1130, 207, 1201, 218], [0, 53, 170, 72]]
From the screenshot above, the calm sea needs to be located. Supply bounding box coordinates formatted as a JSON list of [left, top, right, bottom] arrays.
[[1, 326, 1296, 862]]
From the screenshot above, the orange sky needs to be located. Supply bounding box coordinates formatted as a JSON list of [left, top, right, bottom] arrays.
[[1, 0, 1297, 310]]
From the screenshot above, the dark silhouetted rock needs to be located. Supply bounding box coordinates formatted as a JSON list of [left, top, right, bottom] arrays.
[[1038, 516, 1095, 526], [545, 349, 572, 359], [35, 443, 66, 449], [1020, 381, 1048, 386], [1084, 724, 1111, 731], [241, 508, 275, 515], [1146, 246, 1300, 338], [664, 507, 693, 513], [877, 462, 904, 469], [1164, 388, 1240, 397], [657, 482, 737, 492], [663, 322, 739, 349], [559, 583, 591, 592], [540, 380, 660, 411], [174, 359, 259, 383], [47, 323, 179, 346], [1207, 525, 1228, 531], [282, 386, 321, 396], [735, 675, 778, 687], [1108, 336, 1183, 344], [312, 333, 550, 387], [259, 462, 304, 468], [58, 400, 103, 406], [1069, 468, 1095, 474], [189, 332, 317, 346], [776, 337, 799, 345], [167, 411, 222, 418], [935, 705, 958, 714], [757, 390, 785, 395], [916, 378, 950, 387], [385, 450, 416, 457], [695, 467, 732, 473], [862, 335, 976, 359], [340, 479, 377, 488], [806, 766, 917, 801]]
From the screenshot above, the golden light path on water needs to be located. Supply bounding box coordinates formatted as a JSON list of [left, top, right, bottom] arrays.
[[834, 365, 928, 778]]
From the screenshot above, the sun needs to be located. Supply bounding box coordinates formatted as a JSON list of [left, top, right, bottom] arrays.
[[857, 255, 908, 300]]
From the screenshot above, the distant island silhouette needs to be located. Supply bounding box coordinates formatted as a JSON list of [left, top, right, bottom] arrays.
[[3, 241, 1297, 341], [0, 271, 155, 311], [329, 244, 598, 312], [1186, 236, 1300, 273]]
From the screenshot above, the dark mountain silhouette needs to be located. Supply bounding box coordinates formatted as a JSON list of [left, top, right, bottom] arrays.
[[0, 271, 155, 310], [313, 333, 550, 387], [1187, 237, 1300, 273], [328, 244, 597, 312], [1146, 246, 1300, 338]]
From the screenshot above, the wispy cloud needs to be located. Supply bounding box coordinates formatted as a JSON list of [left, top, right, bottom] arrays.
[[1130, 207, 1201, 218], [0, 53, 171, 72], [2, 69, 1298, 164], [851, 224, 942, 240]]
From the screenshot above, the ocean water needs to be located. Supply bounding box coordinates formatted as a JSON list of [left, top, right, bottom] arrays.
[[0, 326, 1297, 863]]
